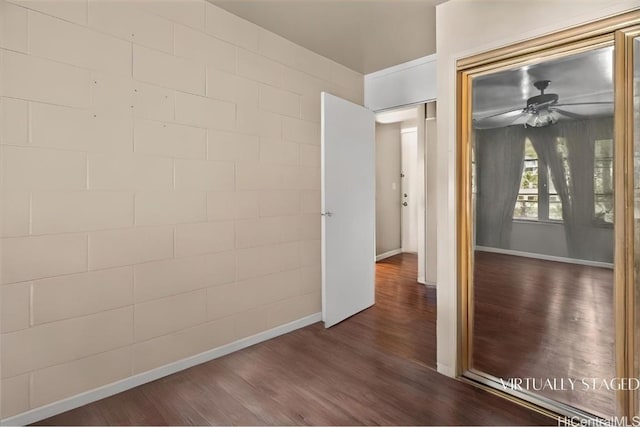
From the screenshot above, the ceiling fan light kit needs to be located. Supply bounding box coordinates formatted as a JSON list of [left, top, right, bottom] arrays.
[[523, 80, 560, 127], [525, 109, 559, 128]]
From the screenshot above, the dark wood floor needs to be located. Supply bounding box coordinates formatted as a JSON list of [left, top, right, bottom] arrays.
[[473, 251, 615, 418], [37, 253, 552, 426]]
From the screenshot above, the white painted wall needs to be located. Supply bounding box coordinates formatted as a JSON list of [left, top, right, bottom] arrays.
[[435, 0, 640, 377], [375, 123, 402, 256], [425, 110, 437, 286], [416, 105, 427, 283], [0, 0, 363, 421], [509, 222, 568, 258], [476, 221, 614, 263], [364, 54, 437, 112]]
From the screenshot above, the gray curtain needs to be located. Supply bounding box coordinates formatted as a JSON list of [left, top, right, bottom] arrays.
[[476, 126, 526, 248], [527, 117, 613, 260], [526, 125, 573, 237], [560, 117, 614, 260]]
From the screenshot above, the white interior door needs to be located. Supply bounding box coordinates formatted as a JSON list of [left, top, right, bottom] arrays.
[[401, 129, 418, 253], [321, 92, 375, 328]]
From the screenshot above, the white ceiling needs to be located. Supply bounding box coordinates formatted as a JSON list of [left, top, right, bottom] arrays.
[[208, 0, 445, 74], [376, 106, 418, 124]]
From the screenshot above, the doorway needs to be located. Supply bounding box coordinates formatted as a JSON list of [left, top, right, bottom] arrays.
[[321, 94, 437, 330], [374, 106, 420, 262]]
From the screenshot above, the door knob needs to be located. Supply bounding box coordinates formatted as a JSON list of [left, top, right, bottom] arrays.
[[321, 211, 333, 217], [402, 202, 408, 207]]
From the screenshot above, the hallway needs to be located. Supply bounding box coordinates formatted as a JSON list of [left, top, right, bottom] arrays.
[[37, 254, 552, 426]]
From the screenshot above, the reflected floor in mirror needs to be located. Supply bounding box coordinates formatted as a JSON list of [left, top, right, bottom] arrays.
[[473, 251, 615, 418]]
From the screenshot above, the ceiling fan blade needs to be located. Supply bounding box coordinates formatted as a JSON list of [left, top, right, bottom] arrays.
[[532, 99, 557, 109], [503, 111, 529, 127], [555, 101, 613, 106], [473, 112, 528, 129], [475, 108, 523, 121], [552, 108, 586, 120]]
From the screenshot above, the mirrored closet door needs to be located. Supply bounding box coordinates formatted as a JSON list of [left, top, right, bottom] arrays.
[[458, 16, 640, 421], [471, 45, 615, 418]]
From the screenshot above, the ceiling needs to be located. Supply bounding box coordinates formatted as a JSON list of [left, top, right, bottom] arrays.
[[209, 0, 445, 74], [473, 46, 614, 129], [375, 106, 417, 124]]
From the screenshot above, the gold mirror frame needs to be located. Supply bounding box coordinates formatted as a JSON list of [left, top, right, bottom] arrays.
[[456, 10, 640, 420]]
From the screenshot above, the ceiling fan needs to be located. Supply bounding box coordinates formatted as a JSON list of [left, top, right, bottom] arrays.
[[473, 80, 613, 129]]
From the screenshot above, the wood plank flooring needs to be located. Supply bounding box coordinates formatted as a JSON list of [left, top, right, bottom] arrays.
[[36, 253, 553, 426], [473, 251, 615, 418]]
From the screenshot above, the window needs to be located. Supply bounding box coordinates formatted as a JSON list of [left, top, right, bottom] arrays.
[[594, 139, 614, 223], [514, 139, 565, 221], [514, 140, 539, 219], [548, 168, 564, 220], [514, 137, 613, 224]]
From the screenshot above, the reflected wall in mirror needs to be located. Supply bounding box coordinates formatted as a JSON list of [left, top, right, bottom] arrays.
[[470, 46, 615, 418]]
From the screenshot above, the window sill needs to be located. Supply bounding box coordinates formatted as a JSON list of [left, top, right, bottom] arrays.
[[512, 218, 614, 229], [591, 220, 614, 229], [512, 218, 564, 225]]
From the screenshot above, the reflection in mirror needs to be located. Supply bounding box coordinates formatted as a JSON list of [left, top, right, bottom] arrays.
[[470, 46, 615, 417]]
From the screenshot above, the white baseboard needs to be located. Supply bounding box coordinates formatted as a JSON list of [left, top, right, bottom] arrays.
[[376, 248, 402, 261], [401, 249, 418, 255], [475, 246, 614, 269], [1, 312, 322, 427]]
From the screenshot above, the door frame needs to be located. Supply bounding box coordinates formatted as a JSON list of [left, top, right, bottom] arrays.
[[456, 10, 640, 421], [373, 104, 429, 284]]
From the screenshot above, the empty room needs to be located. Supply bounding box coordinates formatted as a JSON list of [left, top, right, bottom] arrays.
[[2, 0, 640, 425]]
